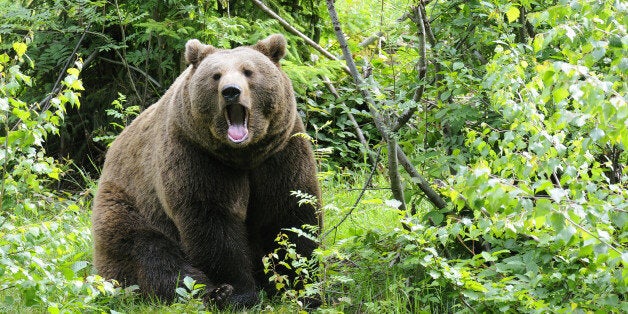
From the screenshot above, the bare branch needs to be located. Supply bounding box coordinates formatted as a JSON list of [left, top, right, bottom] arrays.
[[346, 112, 377, 164], [252, 0, 350, 75], [388, 136, 406, 211], [358, 32, 383, 47], [99, 57, 162, 89], [326, 0, 448, 210], [39, 25, 91, 115], [113, 0, 142, 105], [358, 11, 412, 48], [393, 5, 428, 132], [412, 5, 428, 103], [82, 50, 98, 69], [397, 148, 447, 209], [420, 3, 436, 46], [325, 0, 388, 140]]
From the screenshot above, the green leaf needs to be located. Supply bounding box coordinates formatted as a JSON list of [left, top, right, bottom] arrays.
[[549, 212, 565, 232], [465, 280, 488, 292], [47, 306, 60, 314], [564, 26, 576, 42], [533, 34, 544, 52], [183, 276, 195, 290], [557, 225, 576, 243], [0, 53, 9, 64], [71, 261, 88, 273], [506, 6, 520, 23], [552, 87, 569, 103], [12, 42, 27, 58], [548, 188, 568, 203], [424, 210, 444, 225], [67, 67, 80, 77], [12, 107, 31, 121], [590, 128, 605, 141], [481, 251, 497, 262]]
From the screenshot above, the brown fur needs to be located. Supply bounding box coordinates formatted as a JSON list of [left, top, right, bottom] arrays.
[[91, 34, 321, 308]]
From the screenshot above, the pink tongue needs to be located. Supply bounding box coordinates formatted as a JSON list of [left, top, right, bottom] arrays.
[[226, 104, 248, 142], [228, 124, 248, 142]]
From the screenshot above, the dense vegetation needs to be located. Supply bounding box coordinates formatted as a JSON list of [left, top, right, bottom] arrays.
[[1, 0, 626, 312]]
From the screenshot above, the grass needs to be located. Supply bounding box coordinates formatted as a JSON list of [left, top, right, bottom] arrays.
[[0, 168, 432, 313]]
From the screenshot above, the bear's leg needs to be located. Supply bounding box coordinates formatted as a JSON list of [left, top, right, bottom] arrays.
[[173, 213, 260, 308], [92, 183, 232, 306], [248, 134, 321, 307]]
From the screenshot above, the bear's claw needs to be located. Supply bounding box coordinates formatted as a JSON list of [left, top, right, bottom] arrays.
[[209, 283, 234, 304]]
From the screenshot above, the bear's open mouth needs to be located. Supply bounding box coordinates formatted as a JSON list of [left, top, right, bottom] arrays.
[[225, 104, 249, 143]]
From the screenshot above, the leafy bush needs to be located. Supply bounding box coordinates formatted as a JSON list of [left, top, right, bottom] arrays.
[[0, 37, 127, 312], [438, 2, 628, 311], [0, 36, 83, 216], [316, 0, 627, 312]]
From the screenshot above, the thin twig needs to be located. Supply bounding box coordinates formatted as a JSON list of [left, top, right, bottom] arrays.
[[346, 111, 377, 164], [552, 172, 624, 255], [387, 135, 406, 211], [358, 11, 411, 48], [413, 4, 427, 106], [251, 0, 350, 75], [113, 0, 142, 104], [0, 110, 9, 214], [100, 56, 162, 89], [142, 32, 153, 104], [82, 50, 98, 69], [396, 148, 447, 209], [459, 293, 477, 313], [322, 148, 382, 240], [393, 5, 428, 132], [419, 2, 442, 94], [38, 25, 91, 117]]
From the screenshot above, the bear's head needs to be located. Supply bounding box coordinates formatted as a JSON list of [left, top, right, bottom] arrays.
[[181, 34, 297, 159]]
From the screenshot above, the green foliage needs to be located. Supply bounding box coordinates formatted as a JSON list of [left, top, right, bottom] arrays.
[[263, 231, 322, 309], [316, 0, 627, 312], [0, 36, 129, 313], [1, 36, 83, 215], [172, 276, 208, 312], [92, 93, 139, 146], [0, 198, 139, 312], [174, 276, 205, 302], [263, 190, 322, 310], [437, 1, 628, 311]]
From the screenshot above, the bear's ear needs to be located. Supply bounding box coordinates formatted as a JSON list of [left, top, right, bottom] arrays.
[[185, 39, 216, 67], [252, 34, 287, 64]]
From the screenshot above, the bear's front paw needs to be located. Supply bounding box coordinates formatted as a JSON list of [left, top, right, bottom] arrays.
[[208, 283, 234, 306]]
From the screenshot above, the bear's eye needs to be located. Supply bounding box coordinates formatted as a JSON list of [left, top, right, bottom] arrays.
[[243, 69, 253, 77], [212, 73, 221, 81]]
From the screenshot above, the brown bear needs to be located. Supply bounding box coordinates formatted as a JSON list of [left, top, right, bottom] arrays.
[[91, 34, 321, 308]]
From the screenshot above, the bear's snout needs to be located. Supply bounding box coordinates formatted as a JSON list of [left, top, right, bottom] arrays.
[[222, 85, 241, 102]]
